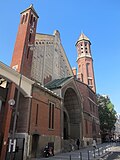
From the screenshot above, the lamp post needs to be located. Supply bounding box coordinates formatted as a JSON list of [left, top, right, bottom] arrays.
[[9, 44, 26, 160], [9, 73, 22, 160], [9, 44, 35, 160]]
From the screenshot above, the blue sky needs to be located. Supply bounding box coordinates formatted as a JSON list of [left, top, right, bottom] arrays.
[[0, 0, 120, 113]]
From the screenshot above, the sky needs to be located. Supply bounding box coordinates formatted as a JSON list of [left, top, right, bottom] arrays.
[[0, 0, 120, 113]]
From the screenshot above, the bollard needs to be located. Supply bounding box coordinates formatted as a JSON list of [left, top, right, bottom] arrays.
[[88, 150, 90, 160], [93, 149, 96, 158], [69, 154, 71, 160], [80, 152, 82, 160], [105, 146, 106, 152], [98, 148, 100, 156], [102, 148, 103, 154]]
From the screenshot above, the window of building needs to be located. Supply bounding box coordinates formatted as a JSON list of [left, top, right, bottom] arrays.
[[35, 104, 39, 125], [86, 63, 90, 77], [88, 79, 92, 86], [30, 14, 33, 25], [25, 13, 28, 22], [21, 15, 25, 24], [48, 102, 55, 129], [81, 73, 83, 82], [32, 17, 36, 28], [29, 33, 32, 42]]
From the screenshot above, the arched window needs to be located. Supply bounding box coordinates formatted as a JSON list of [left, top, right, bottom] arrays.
[[30, 14, 33, 25], [25, 13, 28, 22], [86, 63, 90, 77], [21, 15, 25, 24], [29, 33, 32, 42]]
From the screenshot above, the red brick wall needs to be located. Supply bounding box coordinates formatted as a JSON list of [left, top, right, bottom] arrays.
[[76, 80, 100, 138], [11, 8, 38, 79], [30, 85, 61, 136]]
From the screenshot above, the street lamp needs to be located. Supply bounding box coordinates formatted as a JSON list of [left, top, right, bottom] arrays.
[[8, 99, 15, 108]]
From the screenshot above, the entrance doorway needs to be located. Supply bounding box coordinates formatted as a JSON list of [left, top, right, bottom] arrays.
[[63, 88, 81, 139], [31, 134, 39, 158]]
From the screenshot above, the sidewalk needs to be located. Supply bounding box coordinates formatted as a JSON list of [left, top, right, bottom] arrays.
[[31, 142, 116, 160]]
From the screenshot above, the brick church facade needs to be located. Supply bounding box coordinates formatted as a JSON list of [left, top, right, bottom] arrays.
[[0, 5, 100, 160]]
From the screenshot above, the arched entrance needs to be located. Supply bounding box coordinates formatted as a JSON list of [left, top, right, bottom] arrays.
[[63, 88, 81, 140]]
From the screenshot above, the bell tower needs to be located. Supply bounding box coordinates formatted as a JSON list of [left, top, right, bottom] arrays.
[[76, 33, 96, 92], [11, 4, 39, 78]]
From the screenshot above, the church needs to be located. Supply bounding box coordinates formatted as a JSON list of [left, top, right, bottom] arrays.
[[0, 5, 101, 160]]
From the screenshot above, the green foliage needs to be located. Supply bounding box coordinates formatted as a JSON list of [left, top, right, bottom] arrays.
[[97, 94, 117, 134]]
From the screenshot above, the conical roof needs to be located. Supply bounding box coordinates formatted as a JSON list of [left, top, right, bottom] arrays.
[[20, 4, 39, 18], [76, 32, 90, 45], [78, 33, 90, 41]]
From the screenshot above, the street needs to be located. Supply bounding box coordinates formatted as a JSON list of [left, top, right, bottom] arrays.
[[31, 142, 118, 160]]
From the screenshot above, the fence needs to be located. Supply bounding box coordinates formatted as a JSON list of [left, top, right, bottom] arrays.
[[47, 143, 113, 160]]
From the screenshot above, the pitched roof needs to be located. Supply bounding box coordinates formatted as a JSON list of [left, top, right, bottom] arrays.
[[20, 4, 39, 18], [45, 76, 72, 89]]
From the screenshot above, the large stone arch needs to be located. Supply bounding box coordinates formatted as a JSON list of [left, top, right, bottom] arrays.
[[63, 88, 81, 139], [45, 77, 84, 147], [63, 87, 82, 139], [61, 79, 83, 141]]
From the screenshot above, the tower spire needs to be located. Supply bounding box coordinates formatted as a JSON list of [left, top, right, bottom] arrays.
[[76, 33, 96, 92], [11, 5, 39, 78]]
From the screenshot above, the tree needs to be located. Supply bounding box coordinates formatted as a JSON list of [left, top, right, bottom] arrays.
[[97, 94, 117, 142]]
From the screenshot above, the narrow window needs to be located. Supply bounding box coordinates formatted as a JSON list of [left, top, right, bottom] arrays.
[[86, 63, 90, 77], [88, 79, 92, 86], [81, 73, 83, 82], [52, 103, 54, 129], [29, 33, 32, 42], [21, 15, 25, 24], [30, 14, 33, 25], [49, 103, 52, 128], [35, 104, 39, 125], [25, 13, 28, 22], [48, 102, 55, 129], [32, 17, 36, 28]]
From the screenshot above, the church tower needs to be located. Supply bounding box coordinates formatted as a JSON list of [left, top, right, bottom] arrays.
[[11, 5, 39, 78], [76, 33, 96, 92]]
